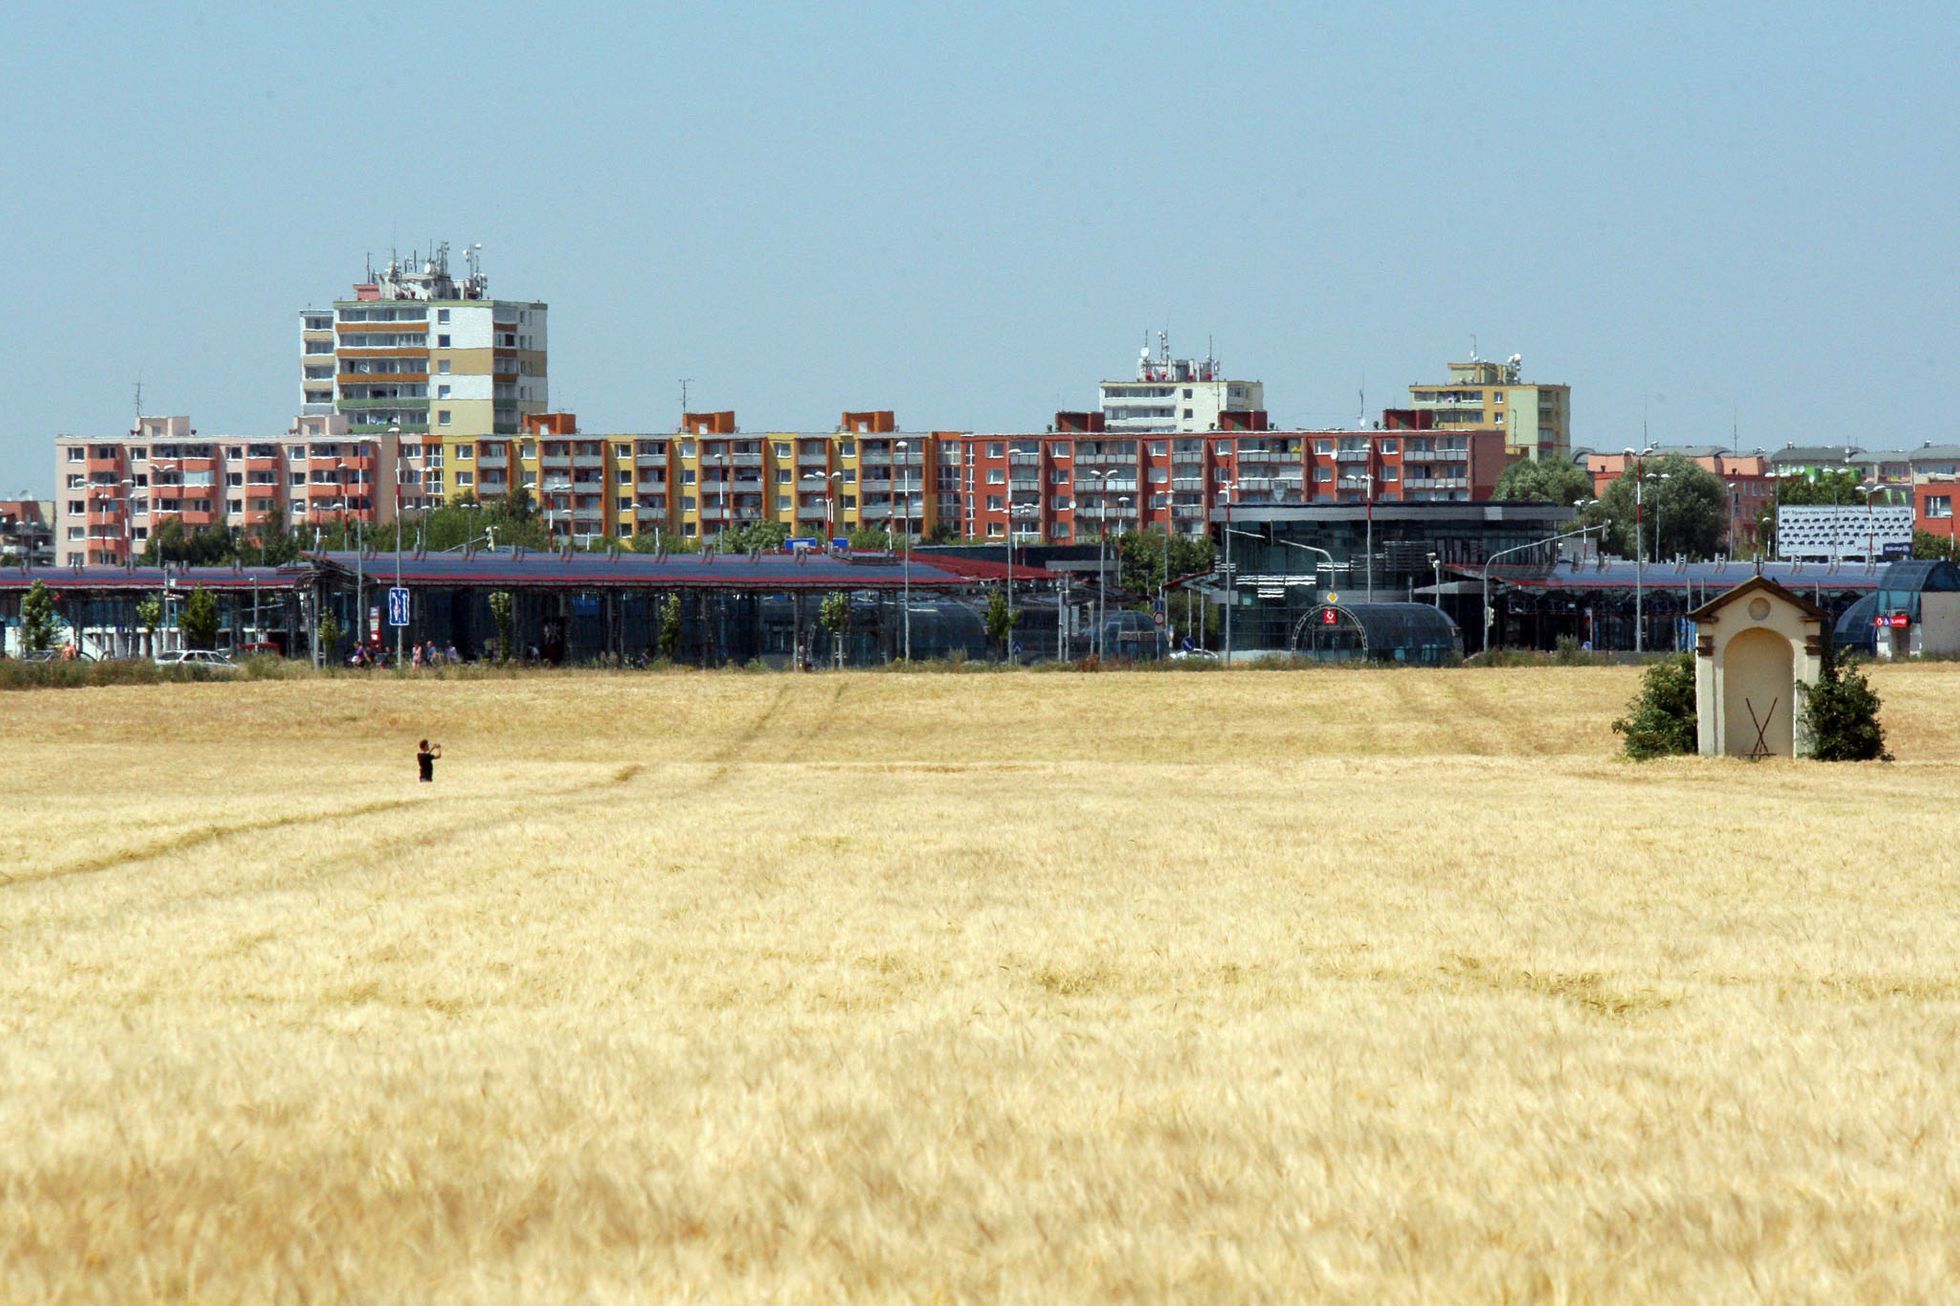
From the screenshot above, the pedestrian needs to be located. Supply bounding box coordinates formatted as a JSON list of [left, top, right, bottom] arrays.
[[446, 642, 460, 664], [411, 643, 424, 669], [416, 738, 442, 783]]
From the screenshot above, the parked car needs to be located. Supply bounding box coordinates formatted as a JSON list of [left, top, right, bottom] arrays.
[[1167, 647, 1219, 661], [154, 650, 240, 672]]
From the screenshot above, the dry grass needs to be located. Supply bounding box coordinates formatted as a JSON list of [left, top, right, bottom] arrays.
[[3, 664, 1959, 1301]]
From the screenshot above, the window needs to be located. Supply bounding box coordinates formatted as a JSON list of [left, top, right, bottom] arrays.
[[67, 447, 83, 462], [437, 309, 450, 323], [455, 444, 471, 460], [776, 469, 791, 484], [1379, 439, 1398, 454], [776, 495, 790, 511], [436, 334, 451, 348], [1182, 388, 1193, 399], [1382, 466, 1399, 482], [437, 360, 452, 375], [987, 495, 1005, 510], [618, 496, 632, 511], [1051, 469, 1069, 484], [988, 470, 1005, 485], [617, 470, 632, 485], [1928, 496, 1953, 518], [1182, 409, 1193, 420], [437, 385, 452, 399], [839, 440, 856, 457], [1148, 442, 1167, 456], [438, 410, 452, 426], [1314, 466, 1333, 482], [1149, 469, 1167, 484], [775, 443, 790, 458]]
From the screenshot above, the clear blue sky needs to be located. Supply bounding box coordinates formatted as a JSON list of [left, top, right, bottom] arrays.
[[1, 2, 1953, 494]]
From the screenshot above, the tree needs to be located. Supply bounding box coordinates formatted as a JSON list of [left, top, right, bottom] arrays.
[[318, 608, 342, 661], [1611, 653, 1698, 760], [135, 595, 162, 656], [1802, 653, 1890, 761], [723, 521, 790, 554], [248, 510, 300, 566], [847, 526, 891, 551], [1584, 455, 1728, 560], [1495, 456, 1593, 507], [983, 588, 1014, 656], [1116, 531, 1216, 595], [1912, 529, 1956, 561], [19, 580, 57, 653], [657, 594, 683, 661], [178, 586, 221, 650], [487, 591, 515, 662], [819, 592, 851, 666]]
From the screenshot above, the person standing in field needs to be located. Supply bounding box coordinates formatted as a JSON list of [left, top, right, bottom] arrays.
[[416, 739, 442, 783]]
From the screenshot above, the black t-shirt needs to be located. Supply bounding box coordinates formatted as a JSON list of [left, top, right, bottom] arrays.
[[418, 750, 435, 781]]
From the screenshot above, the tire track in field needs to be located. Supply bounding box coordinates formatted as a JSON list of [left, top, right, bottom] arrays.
[[2, 798, 423, 890]]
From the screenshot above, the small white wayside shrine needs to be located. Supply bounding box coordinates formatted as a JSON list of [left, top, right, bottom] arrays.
[[1688, 576, 1828, 758]]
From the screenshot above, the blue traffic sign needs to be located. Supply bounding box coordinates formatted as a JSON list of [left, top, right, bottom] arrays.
[[386, 587, 410, 627]]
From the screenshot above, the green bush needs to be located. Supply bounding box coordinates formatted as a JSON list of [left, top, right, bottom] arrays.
[[1612, 653, 1698, 760], [1802, 655, 1891, 761]]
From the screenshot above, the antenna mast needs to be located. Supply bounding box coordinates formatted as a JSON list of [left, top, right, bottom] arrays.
[[678, 378, 693, 424]]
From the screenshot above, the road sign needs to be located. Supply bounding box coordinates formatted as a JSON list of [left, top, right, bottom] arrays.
[[1152, 609, 1165, 627], [387, 587, 410, 628], [1325, 591, 1339, 604]]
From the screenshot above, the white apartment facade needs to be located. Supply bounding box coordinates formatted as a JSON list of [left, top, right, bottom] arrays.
[[1098, 335, 1264, 434]]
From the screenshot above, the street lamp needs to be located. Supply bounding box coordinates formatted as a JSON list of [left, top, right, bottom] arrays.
[[1623, 446, 1654, 653], [1483, 523, 1604, 654], [1356, 471, 1377, 603], [1007, 502, 1038, 663], [895, 439, 911, 661], [1428, 552, 1442, 609], [1220, 479, 1238, 663], [1087, 468, 1120, 658], [803, 471, 843, 549]]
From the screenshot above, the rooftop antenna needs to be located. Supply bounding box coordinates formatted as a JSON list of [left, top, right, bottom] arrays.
[[1469, 333, 1478, 361], [1358, 372, 1366, 428], [679, 377, 693, 422], [133, 377, 142, 426]]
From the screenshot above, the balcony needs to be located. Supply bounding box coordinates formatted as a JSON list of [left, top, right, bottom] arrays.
[[1335, 449, 1371, 462], [728, 452, 763, 468], [1171, 476, 1205, 491], [636, 504, 666, 519], [797, 452, 830, 467], [796, 505, 829, 521], [637, 475, 667, 491], [541, 456, 572, 470], [858, 504, 893, 520], [636, 454, 666, 468], [572, 454, 605, 469], [477, 455, 508, 470], [858, 475, 894, 490], [1008, 478, 1041, 492], [1009, 452, 1041, 467]]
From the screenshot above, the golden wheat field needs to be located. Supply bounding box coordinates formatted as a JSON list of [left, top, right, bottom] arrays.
[[2, 664, 1958, 1301]]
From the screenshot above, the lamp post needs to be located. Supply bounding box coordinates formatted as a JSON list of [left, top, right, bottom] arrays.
[[1358, 471, 1376, 603], [1623, 446, 1654, 653], [1858, 482, 1886, 564], [1220, 480, 1237, 663], [1429, 552, 1442, 609], [1483, 523, 1603, 654], [895, 439, 911, 661], [803, 471, 843, 548], [1087, 468, 1119, 658]]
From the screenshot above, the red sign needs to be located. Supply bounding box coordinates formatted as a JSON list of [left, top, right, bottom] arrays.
[[1891, 612, 1910, 628], [1320, 608, 1338, 625]]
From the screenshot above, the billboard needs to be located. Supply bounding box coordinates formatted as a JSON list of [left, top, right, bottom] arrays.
[[1775, 505, 1913, 562]]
